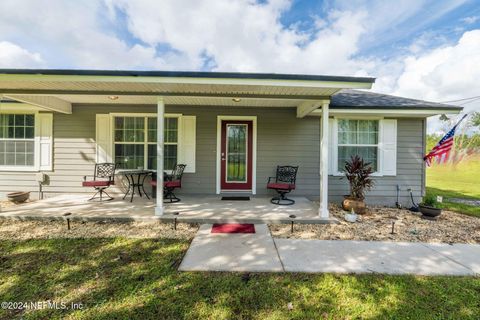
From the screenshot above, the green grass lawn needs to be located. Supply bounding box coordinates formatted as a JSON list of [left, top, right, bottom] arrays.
[[1, 238, 479, 320], [426, 156, 480, 217]]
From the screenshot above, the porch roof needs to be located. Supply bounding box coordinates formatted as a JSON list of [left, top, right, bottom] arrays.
[[0, 69, 461, 117], [0, 68, 375, 114], [330, 89, 461, 111]]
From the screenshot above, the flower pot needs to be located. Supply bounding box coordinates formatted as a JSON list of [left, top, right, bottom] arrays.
[[344, 212, 358, 223], [342, 196, 366, 214], [7, 191, 30, 203], [418, 204, 441, 217]]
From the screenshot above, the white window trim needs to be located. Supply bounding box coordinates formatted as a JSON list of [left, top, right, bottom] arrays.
[[332, 116, 385, 177], [0, 109, 43, 172], [109, 113, 183, 172], [216, 115, 257, 195]]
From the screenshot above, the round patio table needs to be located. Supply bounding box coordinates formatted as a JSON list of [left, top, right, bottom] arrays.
[[116, 169, 155, 202]]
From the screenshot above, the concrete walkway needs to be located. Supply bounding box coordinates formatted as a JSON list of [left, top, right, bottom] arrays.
[[180, 224, 480, 275], [276, 239, 480, 275], [179, 224, 283, 272]]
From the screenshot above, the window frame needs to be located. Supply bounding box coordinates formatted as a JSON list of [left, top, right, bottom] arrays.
[[0, 109, 41, 172], [332, 116, 384, 177], [110, 113, 182, 172]]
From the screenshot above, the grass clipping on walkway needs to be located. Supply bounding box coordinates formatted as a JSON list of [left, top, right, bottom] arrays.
[[271, 204, 480, 244], [1, 237, 479, 320]]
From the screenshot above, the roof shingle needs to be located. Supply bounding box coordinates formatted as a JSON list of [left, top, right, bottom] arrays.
[[331, 89, 461, 110]]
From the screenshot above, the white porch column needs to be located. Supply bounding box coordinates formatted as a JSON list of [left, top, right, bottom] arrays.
[[155, 97, 165, 216], [319, 101, 329, 218]]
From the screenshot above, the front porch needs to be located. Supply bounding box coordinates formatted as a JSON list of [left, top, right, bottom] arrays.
[[0, 70, 380, 220], [0, 194, 335, 224]]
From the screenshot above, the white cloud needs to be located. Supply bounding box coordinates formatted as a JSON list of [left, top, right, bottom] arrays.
[[461, 16, 479, 24], [380, 30, 480, 133], [0, 0, 180, 70], [0, 0, 477, 135], [0, 0, 373, 74], [392, 30, 480, 104], [107, 0, 371, 74], [328, 0, 468, 50], [0, 41, 44, 68]]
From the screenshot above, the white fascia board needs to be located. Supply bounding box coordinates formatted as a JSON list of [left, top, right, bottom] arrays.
[[4, 94, 72, 114], [0, 74, 373, 89], [310, 108, 462, 117]]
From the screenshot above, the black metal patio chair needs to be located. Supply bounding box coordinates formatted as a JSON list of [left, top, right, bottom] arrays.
[[82, 163, 116, 201], [151, 164, 187, 203], [267, 165, 299, 205]]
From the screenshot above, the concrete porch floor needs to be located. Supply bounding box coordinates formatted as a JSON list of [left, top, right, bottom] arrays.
[[0, 194, 335, 224]]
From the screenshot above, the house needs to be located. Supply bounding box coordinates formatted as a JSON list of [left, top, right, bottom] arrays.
[[0, 69, 462, 218]]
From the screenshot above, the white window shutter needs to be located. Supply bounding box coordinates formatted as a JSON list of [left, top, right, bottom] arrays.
[[96, 114, 112, 163], [179, 115, 196, 173], [380, 119, 397, 176], [37, 113, 53, 171], [328, 118, 336, 175]]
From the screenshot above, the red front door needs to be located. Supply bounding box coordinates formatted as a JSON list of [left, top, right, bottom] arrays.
[[220, 120, 253, 191]]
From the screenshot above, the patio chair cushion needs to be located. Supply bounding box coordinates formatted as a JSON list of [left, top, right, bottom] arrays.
[[267, 182, 295, 190], [82, 180, 113, 187], [150, 180, 157, 187], [164, 180, 181, 188]]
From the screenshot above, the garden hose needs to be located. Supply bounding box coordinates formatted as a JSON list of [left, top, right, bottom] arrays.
[[408, 188, 419, 212]]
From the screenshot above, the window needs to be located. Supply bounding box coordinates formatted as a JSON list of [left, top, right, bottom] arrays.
[[113, 116, 178, 170], [337, 119, 379, 172], [0, 114, 35, 167]]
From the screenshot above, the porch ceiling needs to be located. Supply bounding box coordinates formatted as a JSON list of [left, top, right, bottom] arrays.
[[48, 94, 306, 107], [0, 80, 337, 113]]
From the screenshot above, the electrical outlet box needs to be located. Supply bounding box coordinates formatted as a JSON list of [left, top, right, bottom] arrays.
[[35, 172, 46, 183]]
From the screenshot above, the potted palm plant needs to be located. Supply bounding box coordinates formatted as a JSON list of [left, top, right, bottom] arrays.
[[342, 155, 375, 214], [418, 194, 442, 218]]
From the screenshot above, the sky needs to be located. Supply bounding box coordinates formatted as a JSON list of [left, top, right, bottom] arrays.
[[0, 0, 479, 133]]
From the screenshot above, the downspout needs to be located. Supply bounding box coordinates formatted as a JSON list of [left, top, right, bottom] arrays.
[[421, 118, 427, 197]]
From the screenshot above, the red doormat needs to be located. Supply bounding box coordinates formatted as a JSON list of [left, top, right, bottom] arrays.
[[211, 223, 255, 233]]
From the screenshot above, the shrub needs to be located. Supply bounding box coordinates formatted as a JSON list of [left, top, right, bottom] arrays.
[[422, 194, 438, 208], [344, 155, 375, 200]]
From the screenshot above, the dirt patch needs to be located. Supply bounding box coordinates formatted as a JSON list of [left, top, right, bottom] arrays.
[[0, 199, 198, 240], [0, 219, 198, 240], [0, 199, 18, 209], [270, 204, 480, 244]]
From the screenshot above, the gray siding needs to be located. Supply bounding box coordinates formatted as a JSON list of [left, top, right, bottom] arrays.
[[174, 106, 321, 196], [0, 104, 425, 207], [329, 118, 425, 206]]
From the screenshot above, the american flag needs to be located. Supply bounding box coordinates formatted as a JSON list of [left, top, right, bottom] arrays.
[[424, 114, 467, 166]]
